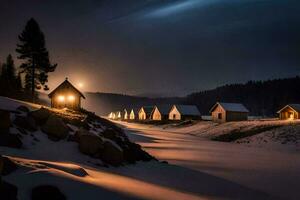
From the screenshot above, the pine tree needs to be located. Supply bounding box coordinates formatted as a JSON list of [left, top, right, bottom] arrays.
[[5, 54, 16, 86], [16, 18, 57, 99]]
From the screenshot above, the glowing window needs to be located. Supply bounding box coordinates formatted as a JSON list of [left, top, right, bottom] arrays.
[[57, 95, 65, 102]]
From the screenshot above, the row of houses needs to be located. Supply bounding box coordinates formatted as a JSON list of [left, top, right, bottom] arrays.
[[108, 102, 253, 123]]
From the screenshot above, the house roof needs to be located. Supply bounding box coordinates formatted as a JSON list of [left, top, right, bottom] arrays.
[[48, 78, 85, 99], [174, 105, 201, 116], [140, 106, 154, 115], [277, 104, 300, 113], [154, 105, 172, 115], [210, 102, 249, 113]]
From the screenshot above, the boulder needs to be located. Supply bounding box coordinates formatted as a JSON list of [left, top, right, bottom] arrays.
[[31, 185, 66, 200], [102, 128, 118, 140], [123, 142, 154, 163], [0, 180, 18, 200], [101, 141, 124, 166], [16, 105, 30, 113], [13, 116, 37, 132], [78, 134, 104, 156], [0, 134, 22, 148], [29, 108, 50, 125], [0, 110, 11, 133], [0, 156, 18, 176], [41, 115, 69, 140], [73, 128, 90, 142]]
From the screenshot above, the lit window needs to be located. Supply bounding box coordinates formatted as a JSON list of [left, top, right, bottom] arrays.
[[57, 95, 65, 102], [68, 95, 75, 101]]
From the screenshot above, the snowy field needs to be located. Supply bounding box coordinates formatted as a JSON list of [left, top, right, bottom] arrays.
[[1, 96, 277, 200], [115, 120, 300, 200]]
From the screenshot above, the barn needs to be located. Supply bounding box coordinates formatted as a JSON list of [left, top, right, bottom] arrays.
[[277, 104, 300, 120], [210, 102, 249, 123], [138, 106, 154, 120], [48, 78, 85, 110], [168, 105, 201, 120], [150, 105, 172, 121]]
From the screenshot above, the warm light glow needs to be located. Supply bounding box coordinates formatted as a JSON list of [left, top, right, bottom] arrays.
[[78, 82, 84, 88], [57, 95, 65, 102], [68, 95, 75, 101]]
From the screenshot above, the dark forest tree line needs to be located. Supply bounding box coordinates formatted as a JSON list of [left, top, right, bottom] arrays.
[[184, 77, 300, 116], [0, 18, 57, 101]]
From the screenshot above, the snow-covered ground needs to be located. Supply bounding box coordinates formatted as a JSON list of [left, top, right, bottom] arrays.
[[115, 120, 300, 200], [1, 96, 275, 200]]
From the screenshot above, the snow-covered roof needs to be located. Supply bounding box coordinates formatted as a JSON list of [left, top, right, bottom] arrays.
[[155, 105, 172, 115], [140, 106, 154, 115], [277, 104, 300, 113], [210, 102, 249, 113], [174, 105, 201, 116]]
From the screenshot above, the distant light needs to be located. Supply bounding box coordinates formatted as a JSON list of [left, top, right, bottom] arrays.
[[57, 95, 65, 102], [68, 95, 75, 101], [78, 82, 84, 88]]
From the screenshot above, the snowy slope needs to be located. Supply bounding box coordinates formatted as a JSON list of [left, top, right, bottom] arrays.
[[0, 96, 274, 200]]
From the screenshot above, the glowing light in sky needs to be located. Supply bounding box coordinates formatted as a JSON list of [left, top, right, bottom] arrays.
[[78, 82, 84, 89]]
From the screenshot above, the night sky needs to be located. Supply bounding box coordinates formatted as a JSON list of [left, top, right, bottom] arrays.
[[0, 0, 299, 96]]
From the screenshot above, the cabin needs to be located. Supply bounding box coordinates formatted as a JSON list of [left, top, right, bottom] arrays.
[[150, 105, 172, 121], [123, 109, 130, 120], [277, 104, 300, 120], [168, 105, 201, 120], [48, 78, 85, 110], [129, 108, 139, 120], [115, 111, 122, 120], [210, 102, 249, 123], [138, 106, 154, 120]]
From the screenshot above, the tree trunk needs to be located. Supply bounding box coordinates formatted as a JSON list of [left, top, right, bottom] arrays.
[[31, 57, 35, 102]]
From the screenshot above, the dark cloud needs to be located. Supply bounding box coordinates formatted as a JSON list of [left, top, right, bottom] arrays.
[[0, 0, 299, 96]]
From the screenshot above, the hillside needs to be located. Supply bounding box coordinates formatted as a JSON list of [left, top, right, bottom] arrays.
[[82, 76, 300, 116]]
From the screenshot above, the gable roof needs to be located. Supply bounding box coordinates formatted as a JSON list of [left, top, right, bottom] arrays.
[[140, 106, 154, 115], [173, 105, 201, 116], [210, 102, 249, 113], [155, 105, 172, 115], [277, 104, 300, 113], [48, 78, 85, 99]]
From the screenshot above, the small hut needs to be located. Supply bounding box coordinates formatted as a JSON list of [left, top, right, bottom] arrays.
[[168, 105, 201, 120], [48, 78, 85, 110], [123, 108, 130, 120], [150, 105, 172, 121], [115, 111, 121, 119], [210, 102, 249, 123], [138, 106, 154, 120], [277, 104, 300, 120], [129, 108, 139, 120]]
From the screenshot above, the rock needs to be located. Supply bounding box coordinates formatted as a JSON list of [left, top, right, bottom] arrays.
[[102, 128, 118, 140], [123, 142, 154, 163], [13, 116, 37, 132], [29, 108, 51, 125], [0, 134, 22, 148], [101, 141, 124, 166], [0, 110, 11, 133], [73, 128, 90, 142], [0, 156, 18, 176], [0, 180, 18, 200], [78, 134, 104, 156], [16, 105, 30, 113], [41, 115, 69, 140], [31, 185, 66, 200]]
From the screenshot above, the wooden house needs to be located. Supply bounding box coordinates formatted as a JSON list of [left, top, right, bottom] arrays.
[[150, 105, 172, 121], [168, 105, 201, 120], [48, 78, 85, 110], [277, 104, 300, 120], [210, 102, 249, 123], [115, 111, 121, 119], [138, 106, 154, 120], [129, 108, 139, 120], [123, 108, 130, 120]]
